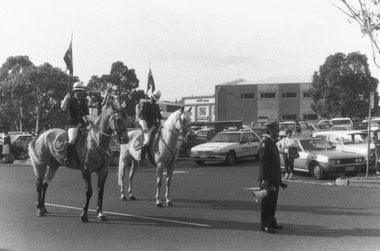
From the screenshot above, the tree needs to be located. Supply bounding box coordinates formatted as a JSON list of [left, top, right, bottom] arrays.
[[311, 52, 378, 118], [0, 56, 34, 131], [332, 0, 380, 70], [87, 61, 145, 118]]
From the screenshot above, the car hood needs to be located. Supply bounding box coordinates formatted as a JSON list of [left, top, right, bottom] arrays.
[[304, 149, 364, 158], [337, 144, 374, 156], [192, 142, 237, 151]]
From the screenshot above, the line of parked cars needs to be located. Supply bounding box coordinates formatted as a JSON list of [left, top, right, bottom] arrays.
[[0, 132, 36, 163]]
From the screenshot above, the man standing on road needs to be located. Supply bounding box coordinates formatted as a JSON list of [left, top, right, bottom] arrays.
[[372, 122, 380, 175], [258, 121, 287, 233]]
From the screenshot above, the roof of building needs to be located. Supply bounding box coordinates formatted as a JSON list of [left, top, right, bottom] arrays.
[[217, 75, 312, 86]]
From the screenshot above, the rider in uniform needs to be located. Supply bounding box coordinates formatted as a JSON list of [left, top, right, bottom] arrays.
[[60, 81, 89, 167], [138, 89, 163, 166], [258, 121, 287, 233]]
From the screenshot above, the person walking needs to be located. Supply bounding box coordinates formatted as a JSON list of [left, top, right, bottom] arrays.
[[2, 131, 11, 162], [372, 122, 380, 175], [279, 129, 298, 180], [257, 121, 287, 233], [60, 81, 89, 167]]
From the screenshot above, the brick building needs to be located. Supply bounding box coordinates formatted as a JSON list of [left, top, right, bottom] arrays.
[[182, 76, 318, 126]]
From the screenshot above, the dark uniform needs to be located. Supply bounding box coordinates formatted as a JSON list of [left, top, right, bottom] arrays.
[[258, 121, 284, 233], [68, 97, 89, 128], [139, 101, 163, 128]]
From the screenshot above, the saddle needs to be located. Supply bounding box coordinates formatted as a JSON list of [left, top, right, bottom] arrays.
[[53, 128, 87, 152]]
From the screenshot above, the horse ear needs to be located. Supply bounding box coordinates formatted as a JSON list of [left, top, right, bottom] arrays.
[[121, 101, 128, 109], [187, 107, 192, 112]]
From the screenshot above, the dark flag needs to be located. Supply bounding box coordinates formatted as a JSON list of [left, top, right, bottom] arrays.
[[64, 41, 73, 75], [147, 68, 155, 92]]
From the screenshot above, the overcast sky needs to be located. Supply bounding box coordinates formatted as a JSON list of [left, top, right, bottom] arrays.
[[1, 0, 378, 101]]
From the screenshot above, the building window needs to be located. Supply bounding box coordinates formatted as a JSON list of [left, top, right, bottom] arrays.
[[282, 114, 297, 120], [303, 114, 318, 120], [282, 92, 297, 98], [303, 91, 311, 98], [260, 92, 276, 98], [241, 93, 254, 99]]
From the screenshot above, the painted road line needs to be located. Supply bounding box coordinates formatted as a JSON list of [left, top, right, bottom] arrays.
[[44, 202, 210, 228]]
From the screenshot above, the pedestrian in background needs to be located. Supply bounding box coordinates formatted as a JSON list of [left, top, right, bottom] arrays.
[[372, 122, 380, 175], [2, 130, 11, 162], [258, 121, 287, 234], [278, 129, 298, 180]]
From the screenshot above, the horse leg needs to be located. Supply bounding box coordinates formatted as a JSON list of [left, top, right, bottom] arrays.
[[118, 158, 128, 201], [165, 165, 175, 207], [155, 163, 164, 207], [36, 178, 45, 216], [40, 164, 59, 214], [96, 169, 108, 221], [81, 171, 92, 223], [128, 159, 139, 200]]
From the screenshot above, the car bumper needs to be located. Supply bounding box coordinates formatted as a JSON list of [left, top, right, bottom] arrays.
[[190, 153, 227, 162]]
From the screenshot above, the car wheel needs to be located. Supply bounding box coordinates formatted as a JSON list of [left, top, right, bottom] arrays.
[[110, 152, 120, 166], [195, 160, 205, 166], [310, 162, 325, 180], [6, 152, 16, 163], [224, 151, 236, 166], [184, 147, 192, 157]]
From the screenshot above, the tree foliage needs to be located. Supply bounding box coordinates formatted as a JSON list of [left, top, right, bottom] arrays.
[[332, 0, 380, 69], [87, 61, 145, 119], [311, 52, 378, 118]]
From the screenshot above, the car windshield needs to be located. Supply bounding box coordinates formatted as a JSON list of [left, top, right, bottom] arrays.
[[299, 138, 334, 151], [211, 133, 241, 143]]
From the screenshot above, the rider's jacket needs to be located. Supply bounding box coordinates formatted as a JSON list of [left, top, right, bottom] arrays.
[[68, 97, 89, 128], [139, 101, 163, 128]]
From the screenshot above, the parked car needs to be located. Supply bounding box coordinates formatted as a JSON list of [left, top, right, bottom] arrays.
[[179, 128, 216, 157], [0, 133, 35, 163], [277, 137, 365, 180], [312, 130, 376, 172], [330, 125, 354, 131], [190, 130, 261, 166], [330, 118, 353, 127], [279, 120, 311, 138]]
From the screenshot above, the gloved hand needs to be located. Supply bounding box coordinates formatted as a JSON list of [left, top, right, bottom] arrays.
[[280, 182, 288, 189], [142, 128, 149, 133], [260, 180, 268, 189], [65, 93, 71, 99]]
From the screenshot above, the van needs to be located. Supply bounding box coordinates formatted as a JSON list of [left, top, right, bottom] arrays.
[[330, 118, 353, 127]]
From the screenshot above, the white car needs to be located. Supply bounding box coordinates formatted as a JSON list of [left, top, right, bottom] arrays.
[[312, 130, 376, 172], [190, 130, 261, 166]]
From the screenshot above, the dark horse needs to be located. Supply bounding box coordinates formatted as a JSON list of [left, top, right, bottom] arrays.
[[29, 90, 129, 222]]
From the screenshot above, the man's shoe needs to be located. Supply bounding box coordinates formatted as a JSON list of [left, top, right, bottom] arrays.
[[283, 173, 289, 180], [289, 173, 293, 180], [261, 226, 275, 233]]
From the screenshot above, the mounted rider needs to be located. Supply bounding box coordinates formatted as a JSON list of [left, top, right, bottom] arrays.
[[138, 89, 163, 166], [60, 81, 89, 167]]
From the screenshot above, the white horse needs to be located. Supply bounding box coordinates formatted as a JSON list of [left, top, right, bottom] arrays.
[[118, 106, 194, 207]]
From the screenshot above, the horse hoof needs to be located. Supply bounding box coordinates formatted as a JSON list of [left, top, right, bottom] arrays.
[[121, 196, 127, 201], [130, 195, 136, 201], [156, 202, 163, 208], [166, 201, 173, 207], [98, 215, 107, 221], [81, 216, 89, 223], [37, 209, 45, 217]]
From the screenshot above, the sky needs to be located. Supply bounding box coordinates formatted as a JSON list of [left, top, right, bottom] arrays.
[[1, 0, 379, 101]]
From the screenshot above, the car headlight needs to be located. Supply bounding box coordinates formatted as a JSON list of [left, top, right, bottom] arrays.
[[331, 159, 341, 164], [355, 158, 364, 163]]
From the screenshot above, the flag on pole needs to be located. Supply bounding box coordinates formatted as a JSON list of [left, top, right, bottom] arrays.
[[147, 68, 155, 93], [63, 41, 73, 75]]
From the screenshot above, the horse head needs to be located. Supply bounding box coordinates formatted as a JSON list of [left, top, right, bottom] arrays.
[[173, 106, 195, 140], [101, 88, 130, 144]]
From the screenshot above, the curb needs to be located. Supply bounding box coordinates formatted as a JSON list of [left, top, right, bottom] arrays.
[[336, 176, 380, 187]]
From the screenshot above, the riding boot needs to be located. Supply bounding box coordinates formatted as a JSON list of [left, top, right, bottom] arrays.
[[64, 143, 74, 167], [139, 145, 148, 166]]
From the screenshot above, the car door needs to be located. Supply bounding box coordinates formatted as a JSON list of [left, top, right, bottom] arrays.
[[293, 139, 309, 172], [248, 132, 260, 155], [239, 133, 251, 157]]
